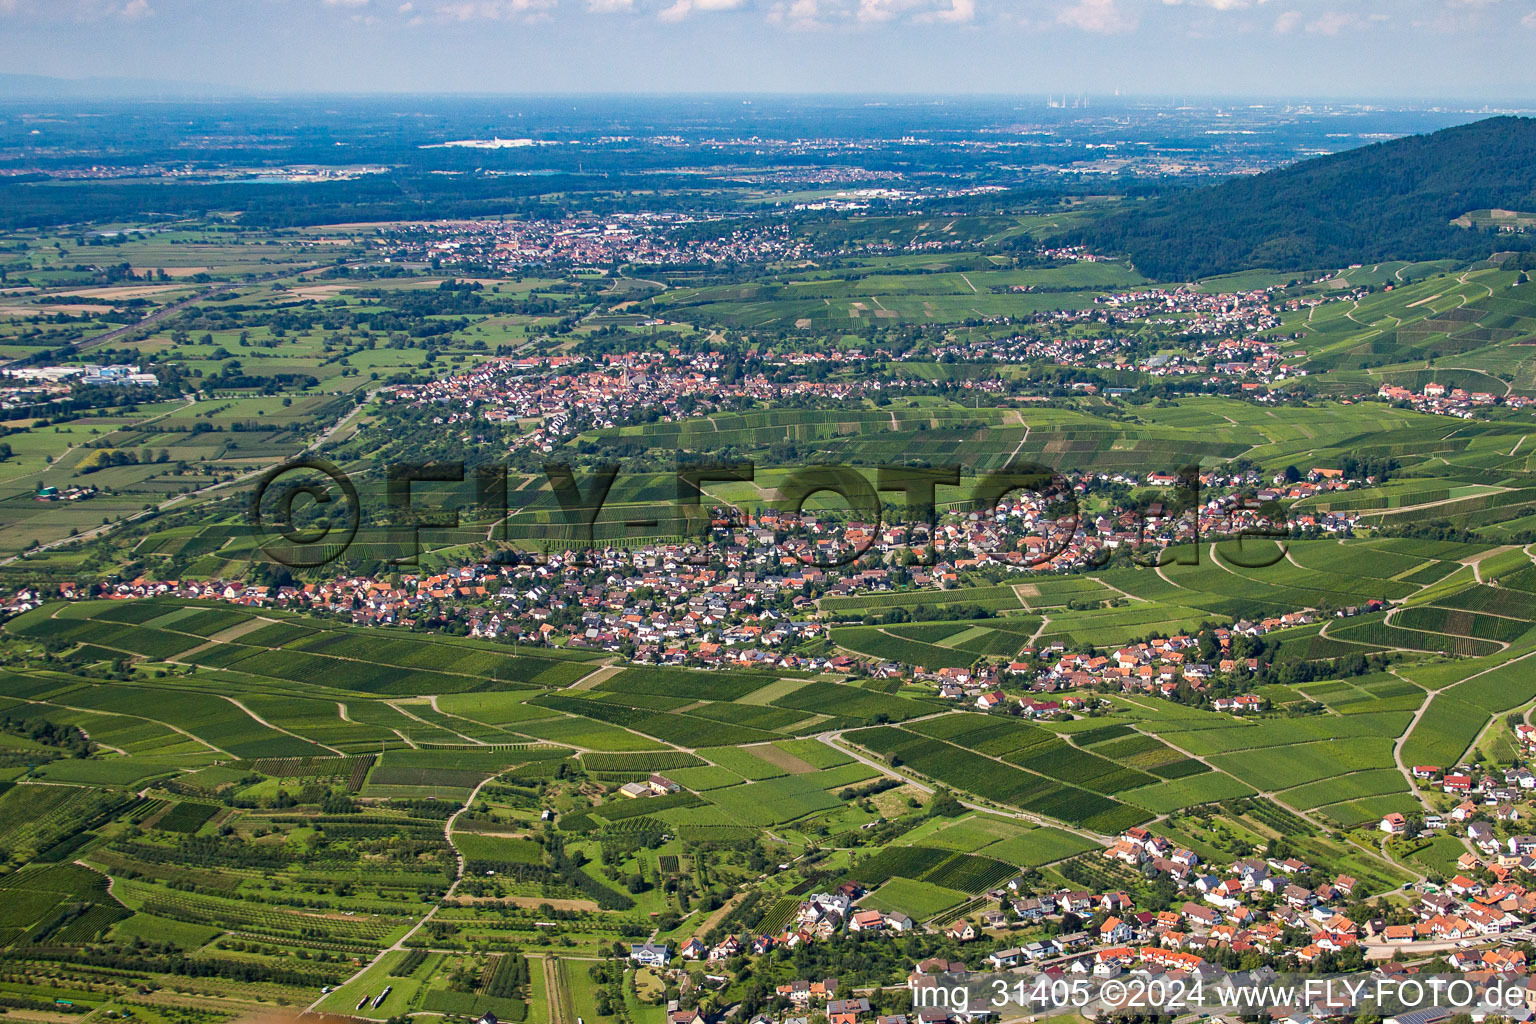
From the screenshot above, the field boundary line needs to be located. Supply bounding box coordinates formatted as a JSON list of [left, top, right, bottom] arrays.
[[386, 698, 487, 746], [222, 695, 344, 756]]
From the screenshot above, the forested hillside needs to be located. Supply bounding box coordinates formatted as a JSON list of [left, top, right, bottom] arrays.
[[1073, 116, 1536, 279]]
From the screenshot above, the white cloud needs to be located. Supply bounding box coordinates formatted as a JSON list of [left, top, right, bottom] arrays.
[[1301, 9, 1383, 34], [916, 0, 973, 23], [322, 0, 370, 6], [1307, 10, 1348, 32], [1524, 8, 1536, 25], [1272, 7, 1299, 31], [783, 0, 820, 23], [433, 0, 556, 18], [857, 0, 918, 21], [764, 0, 970, 28], [1057, 0, 1135, 33], [1162, 0, 1253, 9], [847, 0, 972, 24], [657, 0, 741, 19], [586, 0, 633, 11], [0, 0, 154, 17], [767, 0, 823, 28], [855, 0, 898, 21]]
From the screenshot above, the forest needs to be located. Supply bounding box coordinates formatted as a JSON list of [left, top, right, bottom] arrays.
[[1073, 116, 1536, 279]]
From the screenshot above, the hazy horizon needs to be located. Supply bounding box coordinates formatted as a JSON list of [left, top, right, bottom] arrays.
[[6, 77, 1536, 106], [1, 0, 1535, 99]]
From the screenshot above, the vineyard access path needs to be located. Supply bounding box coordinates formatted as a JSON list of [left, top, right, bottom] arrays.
[[303, 770, 504, 1015]]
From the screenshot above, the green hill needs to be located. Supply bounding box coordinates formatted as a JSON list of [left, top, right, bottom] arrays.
[[1073, 115, 1536, 280]]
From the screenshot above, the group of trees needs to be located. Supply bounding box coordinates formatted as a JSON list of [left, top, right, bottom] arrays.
[[0, 713, 93, 757], [1074, 116, 1536, 278]]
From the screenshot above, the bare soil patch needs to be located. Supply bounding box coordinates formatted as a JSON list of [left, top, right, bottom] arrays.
[[744, 742, 817, 775]]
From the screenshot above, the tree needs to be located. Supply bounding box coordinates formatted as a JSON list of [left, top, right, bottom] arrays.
[[929, 788, 964, 818]]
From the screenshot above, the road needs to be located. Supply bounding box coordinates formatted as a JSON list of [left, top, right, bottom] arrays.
[[1391, 682, 1447, 825], [0, 390, 370, 568], [0, 259, 383, 566], [303, 770, 503, 1016], [0, 285, 231, 369], [311, 392, 374, 449]]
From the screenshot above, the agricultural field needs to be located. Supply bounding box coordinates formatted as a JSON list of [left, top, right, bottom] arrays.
[[10, 105, 1536, 1024], [2, 569, 1451, 1017]]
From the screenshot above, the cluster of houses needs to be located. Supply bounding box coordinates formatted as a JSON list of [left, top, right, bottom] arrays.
[[942, 284, 1287, 367], [1069, 807, 1536, 970], [3, 451, 1380, 695], [385, 196, 1038, 275], [984, 617, 1321, 702], [1381, 763, 1536, 853], [626, 806, 1536, 1024], [629, 885, 922, 969], [1094, 286, 1283, 337], [1086, 826, 1374, 960], [926, 285, 1395, 403], [381, 214, 816, 270], [658, 884, 922, 965], [1376, 382, 1524, 419], [1366, 869, 1536, 947], [381, 348, 918, 455], [655, 970, 998, 1024]]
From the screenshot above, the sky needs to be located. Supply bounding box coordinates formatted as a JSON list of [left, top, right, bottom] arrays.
[[1, 0, 1535, 98]]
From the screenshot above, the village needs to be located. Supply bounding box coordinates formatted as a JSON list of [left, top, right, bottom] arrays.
[[2, 455, 1379, 702], [1376, 382, 1529, 419], [621, 782, 1536, 1024], [379, 349, 923, 456], [623, 729, 1536, 1022], [375, 218, 1126, 275]]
